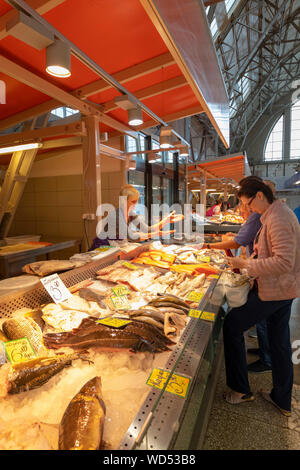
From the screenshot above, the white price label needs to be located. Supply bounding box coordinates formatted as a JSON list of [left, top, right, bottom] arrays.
[[40, 273, 72, 304]]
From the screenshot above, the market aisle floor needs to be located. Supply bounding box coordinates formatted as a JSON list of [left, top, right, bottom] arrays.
[[202, 298, 300, 450]]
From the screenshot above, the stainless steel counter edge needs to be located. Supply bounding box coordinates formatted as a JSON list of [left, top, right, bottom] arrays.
[[118, 274, 223, 451]]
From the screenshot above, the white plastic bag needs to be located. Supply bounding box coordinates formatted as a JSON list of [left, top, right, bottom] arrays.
[[224, 281, 250, 308]]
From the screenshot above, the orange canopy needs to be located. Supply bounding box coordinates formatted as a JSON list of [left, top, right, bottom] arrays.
[[188, 155, 250, 186], [0, 0, 229, 146]]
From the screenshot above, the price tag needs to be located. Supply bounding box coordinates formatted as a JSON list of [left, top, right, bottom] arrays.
[[187, 291, 204, 302], [110, 295, 131, 310], [96, 317, 132, 328], [122, 262, 138, 270], [208, 274, 219, 279], [188, 309, 202, 319], [111, 285, 131, 296], [40, 273, 72, 304], [146, 368, 190, 399], [200, 311, 216, 322], [199, 256, 210, 263], [4, 338, 37, 365]]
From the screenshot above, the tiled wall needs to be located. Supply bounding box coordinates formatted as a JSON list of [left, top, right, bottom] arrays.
[[9, 171, 126, 256]]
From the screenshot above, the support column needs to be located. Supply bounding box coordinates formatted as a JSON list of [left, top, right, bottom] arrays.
[[145, 135, 153, 226], [185, 164, 189, 204], [82, 116, 101, 251], [173, 151, 180, 204], [200, 171, 207, 216]]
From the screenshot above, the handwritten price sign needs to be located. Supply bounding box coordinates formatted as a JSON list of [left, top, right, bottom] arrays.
[[187, 291, 204, 302], [110, 294, 131, 310], [4, 338, 37, 365], [188, 309, 216, 322], [40, 274, 72, 304], [146, 368, 191, 399], [96, 318, 132, 328], [111, 285, 131, 296]]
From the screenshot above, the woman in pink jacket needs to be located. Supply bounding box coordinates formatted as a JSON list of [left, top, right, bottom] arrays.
[[223, 177, 300, 416]]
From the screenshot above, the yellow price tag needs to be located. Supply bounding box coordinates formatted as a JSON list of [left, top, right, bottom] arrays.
[[146, 368, 190, 399], [188, 309, 202, 318], [122, 262, 138, 270], [201, 311, 216, 322], [111, 285, 131, 296], [187, 291, 204, 302], [96, 317, 132, 328], [4, 337, 37, 365], [208, 274, 219, 279], [146, 368, 169, 390], [199, 256, 210, 263], [110, 295, 131, 310]]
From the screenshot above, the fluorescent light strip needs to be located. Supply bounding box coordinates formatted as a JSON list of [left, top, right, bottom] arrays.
[[0, 143, 43, 155]]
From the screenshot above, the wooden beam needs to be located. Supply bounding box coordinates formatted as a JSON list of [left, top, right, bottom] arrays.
[[76, 52, 175, 98], [103, 76, 187, 113], [0, 0, 66, 41], [0, 52, 175, 131], [0, 55, 137, 137], [0, 121, 86, 146], [0, 55, 100, 116], [42, 136, 83, 149]]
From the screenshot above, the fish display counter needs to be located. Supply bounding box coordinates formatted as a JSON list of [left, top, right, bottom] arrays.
[[0, 242, 237, 450]]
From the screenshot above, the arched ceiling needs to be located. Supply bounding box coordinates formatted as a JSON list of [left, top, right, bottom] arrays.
[[204, 0, 300, 154]]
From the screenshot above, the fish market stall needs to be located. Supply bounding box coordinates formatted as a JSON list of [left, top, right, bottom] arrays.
[[0, 243, 244, 450]]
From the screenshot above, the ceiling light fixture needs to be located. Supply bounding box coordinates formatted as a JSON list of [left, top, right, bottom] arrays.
[[179, 145, 189, 157], [128, 107, 143, 126], [0, 142, 43, 155], [128, 159, 136, 170], [160, 126, 173, 149], [113, 95, 143, 126], [46, 39, 71, 78]]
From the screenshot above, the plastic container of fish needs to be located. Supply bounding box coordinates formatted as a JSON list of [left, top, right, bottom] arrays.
[[4, 235, 41, 245], [0, 275, 40, 297]]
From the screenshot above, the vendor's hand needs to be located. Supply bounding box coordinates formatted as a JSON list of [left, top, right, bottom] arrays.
[[227, 256, 247, 270], [162, 210, 176, 224], [170, 213, 184, 223]]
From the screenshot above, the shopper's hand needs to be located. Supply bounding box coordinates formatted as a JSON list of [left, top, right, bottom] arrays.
[[227, 256, 247, 270]]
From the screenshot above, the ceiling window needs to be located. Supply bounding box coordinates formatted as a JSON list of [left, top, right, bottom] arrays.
[[210, 17, 218, 37], [51, 107, 79, 118], [290, 100, 300, 160], [264, 116, 284, 162], [225, 0, 236, 14]]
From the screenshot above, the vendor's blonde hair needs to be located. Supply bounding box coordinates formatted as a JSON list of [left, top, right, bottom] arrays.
[[119, 184, 140, 200]]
